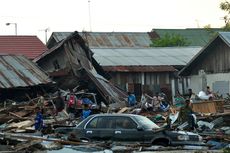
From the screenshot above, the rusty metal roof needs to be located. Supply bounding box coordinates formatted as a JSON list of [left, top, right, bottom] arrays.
[[47, 32, 154, 48], [92, 47, 201, 67], [0, 55, 52, 89], [103, 66, 176, 72]]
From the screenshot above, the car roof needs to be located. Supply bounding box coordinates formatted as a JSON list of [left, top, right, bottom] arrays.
[[90, 113, 141, 118]]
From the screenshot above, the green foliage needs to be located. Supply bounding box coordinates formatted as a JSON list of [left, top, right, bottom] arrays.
[[150, 33, 190, 47], [220, 1, 230, 14], [223, 147, 230, 153], [220, 1, 230, 31], [203, 24, 219, 39]]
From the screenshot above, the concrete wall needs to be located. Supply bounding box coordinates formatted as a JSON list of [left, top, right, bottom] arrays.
[[188, 72, 230, 97], [207, 73, 230, 97]]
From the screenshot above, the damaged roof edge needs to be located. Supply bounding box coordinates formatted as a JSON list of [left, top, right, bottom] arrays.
[[84, 69, 127, 105], [102, 65, 177, 72], [34, 31, 92, 63]]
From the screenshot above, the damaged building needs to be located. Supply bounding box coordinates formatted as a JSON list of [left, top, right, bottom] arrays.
[[46, 31, 202, 101], [0, 54, 53, 102], [34, 31, 127, 106]]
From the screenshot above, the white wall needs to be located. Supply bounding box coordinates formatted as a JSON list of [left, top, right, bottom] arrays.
[[207, 73, 230, 97], [190, 75, 204, 94], [189, 73, 230, 96]]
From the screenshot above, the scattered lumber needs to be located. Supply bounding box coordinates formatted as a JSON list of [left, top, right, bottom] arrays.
[[13, 140, 42, 151], [0, 132, 84, 146]]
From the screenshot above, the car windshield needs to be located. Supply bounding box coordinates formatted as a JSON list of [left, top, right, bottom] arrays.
[[134, 115, 160, 129]]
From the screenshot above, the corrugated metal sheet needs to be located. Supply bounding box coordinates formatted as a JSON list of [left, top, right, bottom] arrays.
[[92, 47, 201, 66], [51, 32, 153, 48], [219, 32, 230, 46], [0, 55, 52, 89]]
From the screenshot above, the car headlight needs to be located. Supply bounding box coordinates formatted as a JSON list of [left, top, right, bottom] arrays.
[[177, 135, 190, 141]]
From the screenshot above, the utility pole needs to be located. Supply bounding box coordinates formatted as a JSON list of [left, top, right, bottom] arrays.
[[6, 23, 17, 35], [40, 28, 49, 44], [88, 0, 92, 31]]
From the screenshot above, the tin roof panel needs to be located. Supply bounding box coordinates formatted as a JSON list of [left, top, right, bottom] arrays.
[[0, 55, 52, 89], [92, 47, 201, 66]]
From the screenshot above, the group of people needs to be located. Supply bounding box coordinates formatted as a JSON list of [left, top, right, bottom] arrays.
[[34, 90, 93, 132], [127, 89, 204, 131], [127, 91, 170, 113]]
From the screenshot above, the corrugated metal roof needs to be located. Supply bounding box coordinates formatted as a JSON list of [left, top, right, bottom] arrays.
[[49, 32, 153, 48], [92, 47, 201, 66], [0, 55, 52, 89], [0, 36, 47, 59], [219, 32, 230, 46], [152, 28, 222, 46]]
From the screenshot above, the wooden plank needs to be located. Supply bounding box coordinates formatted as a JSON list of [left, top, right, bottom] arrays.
[[195, 100, 224, 113], [117, 107, 129, 113], [9, 112, 23, 119], [7, 120, 34, 129]]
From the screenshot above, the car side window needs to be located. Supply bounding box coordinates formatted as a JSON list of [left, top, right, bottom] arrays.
[[116, 117, 137, 129], [86, 117, 98, 129], [97, 117, 116, 128]]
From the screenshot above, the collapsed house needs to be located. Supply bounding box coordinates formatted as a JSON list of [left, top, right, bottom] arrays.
[[34, 31, 127, 107], [0, 54, 53, 102]]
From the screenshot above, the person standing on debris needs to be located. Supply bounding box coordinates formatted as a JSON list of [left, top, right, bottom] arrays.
[[66, 90, 77, 118], [178, 99, 197, 131], [34, 106, 43, 131], [128, 92, 136, 107], [54, 91, 65, 115]]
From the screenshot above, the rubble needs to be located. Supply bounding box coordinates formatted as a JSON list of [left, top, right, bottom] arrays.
[[0, 90, 229, 152]]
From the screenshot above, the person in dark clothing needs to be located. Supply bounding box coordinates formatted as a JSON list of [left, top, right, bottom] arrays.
[[54, 91, 65, 115], [183, 88, 193, 99], [178, 99, 197, 131]]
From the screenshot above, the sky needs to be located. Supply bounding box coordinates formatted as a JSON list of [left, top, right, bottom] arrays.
[[0, 0, 227, 43]]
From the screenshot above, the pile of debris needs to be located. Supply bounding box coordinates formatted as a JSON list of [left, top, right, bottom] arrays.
[[0, 90, 229, 153]]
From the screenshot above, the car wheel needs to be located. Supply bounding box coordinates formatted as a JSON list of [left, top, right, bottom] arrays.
[[152, 138, 169, 147]]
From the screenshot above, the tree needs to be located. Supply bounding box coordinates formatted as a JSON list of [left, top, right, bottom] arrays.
[[220, 1, 230, 31], [150, 33, 190, 47], [203, 24, 218, 38]]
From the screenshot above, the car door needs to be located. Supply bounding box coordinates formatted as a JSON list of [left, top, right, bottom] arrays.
[[85, 116, 115, 141], [114, 116, 144, 142], [84, 117, 100, 140]]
